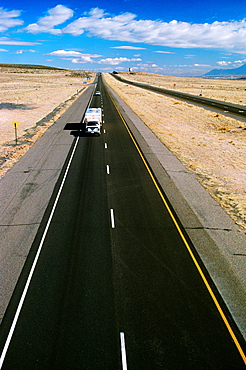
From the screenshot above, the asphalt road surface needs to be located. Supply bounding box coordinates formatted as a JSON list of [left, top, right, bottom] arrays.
[[0, 76, 245, 369]]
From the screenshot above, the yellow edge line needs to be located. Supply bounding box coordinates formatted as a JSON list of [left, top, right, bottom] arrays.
[[107, 86, 246, 364]]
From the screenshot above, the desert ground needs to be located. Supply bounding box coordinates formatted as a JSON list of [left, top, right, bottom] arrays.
[[104, 72, 246, 233], [0, 66, 95, 178], [0, 67, 245, 233]]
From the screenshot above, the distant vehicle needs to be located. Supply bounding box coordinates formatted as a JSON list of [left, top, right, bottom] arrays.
[[84, 108, 102, 136], [95, 91, 101, 96]]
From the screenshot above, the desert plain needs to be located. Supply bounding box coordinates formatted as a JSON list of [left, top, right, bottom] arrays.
[[0, 66, 95, 177], [0, 67, 245, 233]]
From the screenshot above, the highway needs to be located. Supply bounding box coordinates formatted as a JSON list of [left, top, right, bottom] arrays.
[[0, 75, 245, 369], [111, 73, 246, 118]]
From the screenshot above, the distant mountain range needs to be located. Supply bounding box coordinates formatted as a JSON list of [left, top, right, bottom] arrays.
[[204, 63, 246, 77]]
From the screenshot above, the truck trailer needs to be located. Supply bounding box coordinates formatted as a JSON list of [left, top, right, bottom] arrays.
[[84, 108, 102, 135]]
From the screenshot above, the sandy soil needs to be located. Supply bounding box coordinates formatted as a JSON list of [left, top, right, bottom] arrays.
[[103, 72, 246, 233], [0, 67, 95, 178]]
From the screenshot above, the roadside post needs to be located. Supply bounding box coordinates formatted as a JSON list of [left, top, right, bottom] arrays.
[[12, 122, 18, 145]]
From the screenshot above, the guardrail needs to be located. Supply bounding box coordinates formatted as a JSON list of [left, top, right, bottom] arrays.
[[110, 73, 246, 117]]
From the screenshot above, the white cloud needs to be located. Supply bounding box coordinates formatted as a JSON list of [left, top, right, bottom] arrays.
[[62, 8, 246, 53], [15, 49, 36, 54], [216, 61, 232, 66], [136, 62, 164, 71], [48, 50, 84, 57], [48, 50, 102, 63], [85, 8, 106, 19], [63, 8, 136, 37], [98, 57, 141, 65], [50, 51, 141, 65], [216, 59, 246, 67], [71, 56, 95, 63], [194, 64, 212, 67], [0, 8, 23, 32], [25, 5, 73, 35], [154, 50, 175, 54], [16, 5, 246, 54], [110, 46, 146, 50], [0, 37, 40, 45]]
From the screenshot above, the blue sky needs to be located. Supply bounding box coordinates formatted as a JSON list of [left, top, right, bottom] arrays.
[[0, 1, 246, 76]]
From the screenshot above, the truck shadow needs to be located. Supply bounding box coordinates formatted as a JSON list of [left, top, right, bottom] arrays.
[[70, 131, 87, 137], [64, 122, 84, 131], [64, 122, 100, 137]]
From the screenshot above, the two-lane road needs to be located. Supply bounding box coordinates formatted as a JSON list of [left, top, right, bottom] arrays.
[[0, 76, 245, 369]]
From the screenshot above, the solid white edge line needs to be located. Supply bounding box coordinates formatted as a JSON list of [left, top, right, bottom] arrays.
[[0, 136, 80, 369], [110, 208, 115, 229], [120, 332, 128, 370]]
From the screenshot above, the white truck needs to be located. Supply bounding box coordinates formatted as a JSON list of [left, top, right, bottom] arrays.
[[84, 108, 102, 136]]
